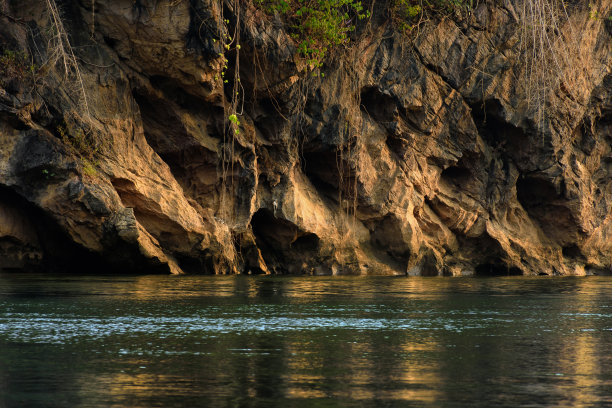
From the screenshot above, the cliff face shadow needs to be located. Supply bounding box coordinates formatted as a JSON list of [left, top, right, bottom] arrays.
[[474, 264, 523, 277], [249, 209, 321, 274], [0, 186, 113, 274]]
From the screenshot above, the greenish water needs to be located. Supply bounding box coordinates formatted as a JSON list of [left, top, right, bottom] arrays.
[[0, 275, 611, 407]]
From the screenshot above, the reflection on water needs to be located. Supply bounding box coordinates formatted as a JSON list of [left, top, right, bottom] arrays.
[[0, 275, 611, 407]]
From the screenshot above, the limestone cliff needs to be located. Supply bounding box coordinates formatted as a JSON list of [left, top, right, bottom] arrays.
[[0, 0, 610, 275]]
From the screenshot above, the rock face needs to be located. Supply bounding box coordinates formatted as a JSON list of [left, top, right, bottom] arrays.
[[0, 0, 610, 275]]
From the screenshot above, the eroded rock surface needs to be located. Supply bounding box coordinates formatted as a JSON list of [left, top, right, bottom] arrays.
[[0, 0, 610, 275]]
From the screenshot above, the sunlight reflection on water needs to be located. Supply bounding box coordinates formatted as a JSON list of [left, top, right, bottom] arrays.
[[0, 274, 611, 407]]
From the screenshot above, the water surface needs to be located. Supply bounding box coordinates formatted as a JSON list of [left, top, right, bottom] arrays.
[[0, 275, 611, 407]]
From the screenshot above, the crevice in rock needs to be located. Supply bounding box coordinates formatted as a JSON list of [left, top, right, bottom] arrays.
[[366, 214, 411, 261], [148, 75, 215, 108], [384, 133, 409, 159], [132, 88, 223, 211], [110, 177, 187, 249], [252, 98, 287, 143], [100, 226, 176, 275], [470, 100, 535, 170], [186, 0, 219, 60], [360, 84, 427, 141], [102, 35, 118, 49], [159, 145, 220, 210], [441, 164, 472, 188], [411, 42, 463, 93], [438, 155, 485, 199], [301, 149, 343, 202], [360, 86, 397, 123], [516, 174, 579, 245]]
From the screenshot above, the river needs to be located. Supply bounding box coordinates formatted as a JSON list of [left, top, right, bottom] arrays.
[[0, 274, 611, 407]]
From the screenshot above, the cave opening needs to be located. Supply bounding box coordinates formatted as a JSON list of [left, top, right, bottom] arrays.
[[0, 186, 114, 273], [250, 208, 320, 252], [516, 176, 559, 209], [360, 86, 397, 123], [292, 233, 320, 252], [562, 244, 582, 258], [441, 165, 472, 186], [249, 208, 320, 274]]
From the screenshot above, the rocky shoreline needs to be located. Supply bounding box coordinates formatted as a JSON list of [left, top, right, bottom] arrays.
[[0, 0, 610, 276]]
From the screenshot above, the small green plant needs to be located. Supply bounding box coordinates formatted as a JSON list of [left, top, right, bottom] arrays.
[[392, 0, 422, 32], [228, 113, 241, 135], [255, 0, 369, 71], [82, 161, 97, 176], [41, 169, 56, 180], [57, 120, 101, 175], [588, 2, 612, 21], [588, 2, 600, 19], [392, 0, 474, 33], [0, 50, 38, 83], [391, 0, 480, 33], [255, 0, 291, 13]]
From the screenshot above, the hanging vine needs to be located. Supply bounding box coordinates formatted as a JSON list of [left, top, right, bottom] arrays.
[[215, 0, 245, 223], [517, 0, 583, 131]]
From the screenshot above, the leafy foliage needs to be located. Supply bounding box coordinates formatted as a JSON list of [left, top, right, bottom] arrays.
[[0, 50, 38, 84], [228, 113, 241, 135], [391, 0, 474, 32], [392, 0, 422, 32], [255, 0, 370, 70]]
